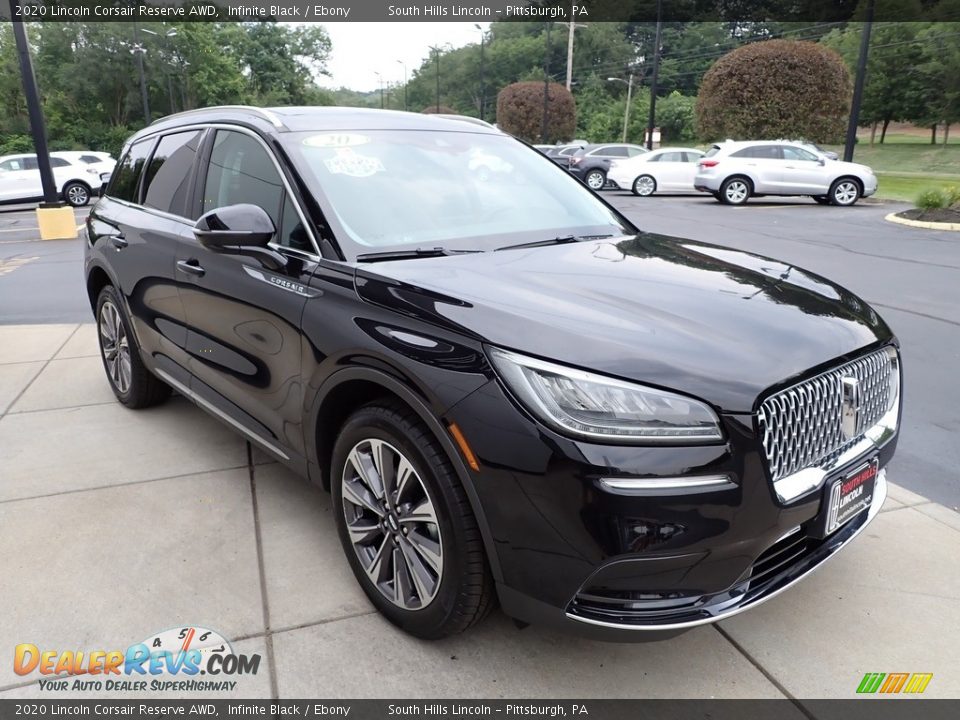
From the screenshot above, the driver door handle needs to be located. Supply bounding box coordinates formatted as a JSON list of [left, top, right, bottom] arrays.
[[176, 259, 205, 277]]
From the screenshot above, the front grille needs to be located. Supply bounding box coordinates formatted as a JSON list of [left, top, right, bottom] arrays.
[[757, 348, 893, 483]]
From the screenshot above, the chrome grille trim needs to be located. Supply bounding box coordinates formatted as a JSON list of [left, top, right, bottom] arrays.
[[758, 347, 900, 503]]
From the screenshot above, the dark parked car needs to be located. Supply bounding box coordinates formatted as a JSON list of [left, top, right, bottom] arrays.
[[536, 144, 583, 169], [85, 107, 901, 641], [567, 143, 648, 190]]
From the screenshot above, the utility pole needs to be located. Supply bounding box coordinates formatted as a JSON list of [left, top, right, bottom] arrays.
[[608, 75, 634, 143], [132, 22, 150, 124], [397, 60, 408, 111], [374, 71, 384, 109], [562, 6, 586, 91], [645, 2, 663, 150], [10, 0, 56, 205], [9, 0, 76, 239], [844, 1, 875, 162], [541, 22, 553, 143], [475, 24, 486, 121], [429, 45, 441, 112]]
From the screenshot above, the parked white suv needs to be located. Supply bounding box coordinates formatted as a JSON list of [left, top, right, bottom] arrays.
[[694, 140, 877, 206], [51, 151, 116, 177], [0, 152, 105, 207]]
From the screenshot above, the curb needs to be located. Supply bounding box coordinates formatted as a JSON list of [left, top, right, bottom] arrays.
[[884, 212, 960, 231]]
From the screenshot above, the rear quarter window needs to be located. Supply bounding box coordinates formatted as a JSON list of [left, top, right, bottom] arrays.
[[142, 131, 202, 217], [107, 140, 154, 204]]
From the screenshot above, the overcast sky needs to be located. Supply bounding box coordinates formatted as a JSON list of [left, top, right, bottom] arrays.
[[316, 23, 490, 92]]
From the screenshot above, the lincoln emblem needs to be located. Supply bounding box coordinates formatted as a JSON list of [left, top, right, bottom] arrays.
[[840, 377, 861, 440]]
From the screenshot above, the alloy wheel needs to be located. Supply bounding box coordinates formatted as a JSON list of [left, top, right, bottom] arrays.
[[833, 181, 859, 206], [98, 300, 131, 395], [634, 175, 656, 196], [586, 171, 605, 190], [66, 184, 89, 206], [724, 180, 749, 204], [341, 439, 443, 610]]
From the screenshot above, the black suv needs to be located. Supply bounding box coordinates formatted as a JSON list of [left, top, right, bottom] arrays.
[[85, 107, 901, 641]]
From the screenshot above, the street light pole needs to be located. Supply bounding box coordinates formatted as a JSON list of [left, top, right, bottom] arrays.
[[428, 45, 441, 112], [475, 24, 486, 122], [844, 1, 875, 162], [374, 71, 384, 109], [142, 27, 178, 115], [9, 0, 57, 206], [645, 1, 663, 150], [132, 22, 150, 124], [608, 75, 634, 143], [541, 21, 553, 143], [396, 60, 408, 111]]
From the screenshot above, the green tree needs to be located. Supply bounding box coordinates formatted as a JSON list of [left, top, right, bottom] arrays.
[[696, 39, 851, 143]]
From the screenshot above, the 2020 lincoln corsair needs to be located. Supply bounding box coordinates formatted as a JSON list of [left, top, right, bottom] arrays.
[[85, 106, 901, 640]]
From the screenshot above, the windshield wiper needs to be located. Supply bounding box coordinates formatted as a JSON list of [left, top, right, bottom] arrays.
[[495, 234, 613, 252], [355, 247, 483, 263]]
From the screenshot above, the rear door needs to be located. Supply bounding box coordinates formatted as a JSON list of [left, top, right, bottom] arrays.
[[176, 127, 320, 466], [89, 133, 197, 389], [650, 150, 691, 191], [732, 145, 783, 192]]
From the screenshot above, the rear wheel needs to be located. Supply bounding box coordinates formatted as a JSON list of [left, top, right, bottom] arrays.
[[584, 169, 606, 191], [632, 174, 657, 197], [96, 286, 170, 408], [829, 178, 861, 206], [720, 177, 751, 205], [331, 401, 494, 639]]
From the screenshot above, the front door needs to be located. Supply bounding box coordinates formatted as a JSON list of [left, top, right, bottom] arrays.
[[176, 128, 321, 466], [779, 145, 831, 194]]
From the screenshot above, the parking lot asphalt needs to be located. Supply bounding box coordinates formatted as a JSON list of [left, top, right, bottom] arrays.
[[0, 324, 958, 701]]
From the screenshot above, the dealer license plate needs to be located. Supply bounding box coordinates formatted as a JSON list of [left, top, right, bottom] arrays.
[[824, 457, 878, 535]]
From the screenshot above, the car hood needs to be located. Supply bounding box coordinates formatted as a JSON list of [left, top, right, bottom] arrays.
[[354, 234, 892, 412]]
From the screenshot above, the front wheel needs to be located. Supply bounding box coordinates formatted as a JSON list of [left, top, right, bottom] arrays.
[[331, 401, 494, 639], [96, 286, 170, 408], [632, 174, 657, 197], [829, 178, 861, 206], [584, 169, 606, 191], [63, 181, 91, 207]]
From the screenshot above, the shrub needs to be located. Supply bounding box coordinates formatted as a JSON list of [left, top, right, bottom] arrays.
[[422, 105, 458, 115], [656, 92, 697, 143], [696, 40, 851, 143], [915, 188, 947, 210], [496, 81, 576, 144], [0, 134, 34, 156], [945, 186, 960, 208]]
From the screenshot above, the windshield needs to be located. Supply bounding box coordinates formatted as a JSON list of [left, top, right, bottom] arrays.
[[282, 130, 631, 257]]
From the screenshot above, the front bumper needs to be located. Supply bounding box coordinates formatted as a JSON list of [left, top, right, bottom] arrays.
[[446, 378, 897, 641]]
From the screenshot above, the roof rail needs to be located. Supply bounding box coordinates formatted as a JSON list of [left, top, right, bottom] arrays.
[[150, 105, 285, 129]]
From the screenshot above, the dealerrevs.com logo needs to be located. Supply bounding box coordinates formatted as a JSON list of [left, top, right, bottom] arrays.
[[14, 626, 260, 693], [857, 672, 934, 694]]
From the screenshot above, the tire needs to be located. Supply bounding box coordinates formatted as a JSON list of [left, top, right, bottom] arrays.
[[720, 176, 751, 205], [63, 181, 91, 207], [331, 400, 494, 639], [584, 169, 606, 191], [95, 286, 170, 409], [829, 178, 861, 206], [632, 174, 657, 197], [813, 195, 831, 205]]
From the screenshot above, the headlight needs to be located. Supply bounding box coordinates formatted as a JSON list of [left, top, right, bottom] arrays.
[[488, 348, 723, 443]]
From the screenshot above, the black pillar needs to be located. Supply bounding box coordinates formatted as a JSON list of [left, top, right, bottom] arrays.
[[646, 2, 663, 150], [10, 0, 58, 205], [541, 22, 552, 143], [844, 2, 875, 163]]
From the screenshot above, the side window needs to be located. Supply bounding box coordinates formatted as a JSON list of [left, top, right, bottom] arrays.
[[107, 140, 153, 203], [0, 159, 20, 171], [142, 131, 202, 217], [600, 146, 629, 157], [659, 151, 683, 162], [731, 148, 753, 158], [22, 157, 39, 170], [626, 146, 645, 157], [782, 146, 819, 162], [754, 145, 782, 159], [683, 152, 702, 163], [278, 195, 313, 253], [49, 157, 69, 168], [80, 155, 100, 164], [202, 130, 283, 235]]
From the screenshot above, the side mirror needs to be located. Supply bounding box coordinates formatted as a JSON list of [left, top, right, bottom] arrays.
[[817, 157, 826, 166], [193, 204, 286, 271]]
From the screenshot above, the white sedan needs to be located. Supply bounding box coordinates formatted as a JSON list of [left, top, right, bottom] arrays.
[[608, 147, 705, 196]]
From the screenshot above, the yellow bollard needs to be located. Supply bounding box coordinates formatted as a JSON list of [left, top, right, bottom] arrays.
[[36, 205, 78, 240]]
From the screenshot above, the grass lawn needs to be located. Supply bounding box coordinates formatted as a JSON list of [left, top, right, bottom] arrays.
[[871, 173, 959, 202]]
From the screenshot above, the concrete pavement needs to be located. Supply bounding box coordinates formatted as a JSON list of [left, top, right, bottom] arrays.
[[1, 323, 957, 701]]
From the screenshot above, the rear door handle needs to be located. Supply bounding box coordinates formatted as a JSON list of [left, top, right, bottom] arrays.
[[109, 235, 127, 249], [176, 259, 205, 277]]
